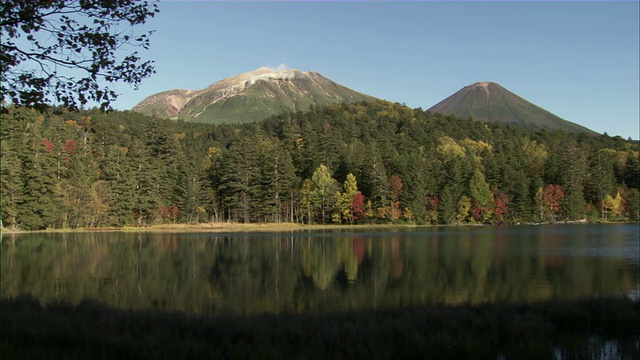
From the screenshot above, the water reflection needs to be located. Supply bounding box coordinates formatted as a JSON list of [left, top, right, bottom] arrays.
[[2, 224, 638, 316]]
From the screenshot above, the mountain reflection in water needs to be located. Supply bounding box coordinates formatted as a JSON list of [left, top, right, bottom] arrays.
[[2, 224, 638, 316]]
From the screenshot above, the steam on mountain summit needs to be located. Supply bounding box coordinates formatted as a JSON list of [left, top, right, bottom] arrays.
[[132, 67, 377, 124]]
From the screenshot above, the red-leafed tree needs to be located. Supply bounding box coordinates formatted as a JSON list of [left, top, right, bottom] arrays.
[[491, 186, 509, 223], [427, 196, 440, 224], [350, 192, 366, 222], [63, 139, 77, 155], [536, 184, 565, 222], [42, 139, 54, 153], [171, 203, 179, 222]]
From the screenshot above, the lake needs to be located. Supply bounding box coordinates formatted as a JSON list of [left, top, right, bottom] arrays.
[[2, 224, 638, 316]]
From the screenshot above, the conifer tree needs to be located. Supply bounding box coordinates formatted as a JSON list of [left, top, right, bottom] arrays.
[[256, 138, 297, 223], [128, 139, 161, 225], [102, 144, 137, 225], [403, 151, 440, 223], [0, 108, 29, 229], [180, 156, 210, 224], [561, 139, 588, 220], [585, 149, 617, 219], [623, 151, 639, 190], [215, 138, 261, 223], [19, 117, 59, 229], [1, 140, 23, 229]]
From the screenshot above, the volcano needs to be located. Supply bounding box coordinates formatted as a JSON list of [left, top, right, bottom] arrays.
[[132, 67, 377, 124], [428, 82, 594, 133]]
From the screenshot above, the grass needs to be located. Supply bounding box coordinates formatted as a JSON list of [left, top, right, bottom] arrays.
[[2, 296, 638, 359], [3, 220, 635, 235], [0, 222, 410, 234]]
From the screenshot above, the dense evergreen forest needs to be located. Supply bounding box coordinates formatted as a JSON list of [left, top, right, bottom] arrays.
[[1, 101, 638, 230]]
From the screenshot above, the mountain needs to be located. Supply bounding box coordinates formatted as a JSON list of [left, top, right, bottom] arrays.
[[132, 67, 377, 124], [428, 82, 594, 133]]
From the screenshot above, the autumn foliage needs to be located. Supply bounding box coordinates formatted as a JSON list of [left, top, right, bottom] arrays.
[[537, 184, 565, 221], [2, 101, 638, 230]]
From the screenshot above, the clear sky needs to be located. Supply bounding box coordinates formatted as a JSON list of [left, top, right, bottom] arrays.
[[109, 1, 640, 140]]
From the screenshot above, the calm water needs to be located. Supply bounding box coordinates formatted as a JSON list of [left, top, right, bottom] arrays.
[[2, 224, 638, 316]]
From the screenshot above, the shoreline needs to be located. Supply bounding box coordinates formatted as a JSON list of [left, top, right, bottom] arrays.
[[1, 220, 634, 235], [1, 222, 407, 234]]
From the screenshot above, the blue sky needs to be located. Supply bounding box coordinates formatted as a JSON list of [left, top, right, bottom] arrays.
[[110, 1, 639, 140]]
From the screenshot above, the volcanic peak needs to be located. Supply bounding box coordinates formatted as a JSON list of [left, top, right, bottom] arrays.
[[427, 81, 595, 133], [132, 67, 376, 124]]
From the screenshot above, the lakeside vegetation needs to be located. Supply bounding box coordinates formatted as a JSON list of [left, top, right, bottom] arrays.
[[2, 101, 638, 231], [1, 219, 635, 235], [3, 295, 638, 359], [0, 222, 394, 234]]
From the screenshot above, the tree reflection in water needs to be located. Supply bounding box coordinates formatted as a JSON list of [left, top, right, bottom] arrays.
[[2, 224, 638, 316]]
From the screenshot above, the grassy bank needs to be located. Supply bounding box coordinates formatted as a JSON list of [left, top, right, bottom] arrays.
[[3, 296, 638, 359], [3, 220, 637, 235], [1, 222, 412, 234]]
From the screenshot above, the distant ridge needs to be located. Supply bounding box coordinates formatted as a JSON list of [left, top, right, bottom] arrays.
[[428, 82, 595, 133], [132, 67, 377, 124]]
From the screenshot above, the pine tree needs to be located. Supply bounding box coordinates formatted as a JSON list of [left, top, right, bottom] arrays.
[[216, 138, 261, 223], [128, 139, 161, 225], [144, 121, 185, 214], [180, 155, 210, 224], [496, 145, 531, 222], [403, 153, 436, 223], [19, 118, 59, 230], [561, 139, 588, 220], [585, 149, 617, 219], [623, 151, 639, 190], [1, 138, 25, 229], [256, 138, 297, 223], [101, 144, 137, 225], [438, 156, 470, 224]]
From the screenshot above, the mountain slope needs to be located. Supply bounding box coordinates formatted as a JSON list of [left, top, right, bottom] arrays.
[[132, 67, 377, 124], [428, 82, 594, 133]]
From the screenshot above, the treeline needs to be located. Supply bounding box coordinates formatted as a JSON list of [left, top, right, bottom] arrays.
[[1, 101, 638, 230]]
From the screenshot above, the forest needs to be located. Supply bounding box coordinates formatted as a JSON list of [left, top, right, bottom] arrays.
[[1, 100, 638, 230]]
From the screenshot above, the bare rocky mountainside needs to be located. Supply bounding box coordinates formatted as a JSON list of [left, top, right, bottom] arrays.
[[132, 67, 377, 124], [428, 82, 594, 133]]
